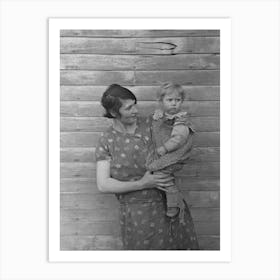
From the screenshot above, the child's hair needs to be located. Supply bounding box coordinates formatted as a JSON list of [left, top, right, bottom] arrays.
[[157, 82, 185, 101], [101, 84, 137, 118]]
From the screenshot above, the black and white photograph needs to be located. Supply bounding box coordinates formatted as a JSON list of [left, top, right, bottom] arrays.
[[1, 1, 279, 279], [60, 29, 220, 251], [49, 18, 231, 262]]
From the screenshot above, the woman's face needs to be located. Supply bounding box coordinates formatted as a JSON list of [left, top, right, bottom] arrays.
[[117, 98, 138, 125]]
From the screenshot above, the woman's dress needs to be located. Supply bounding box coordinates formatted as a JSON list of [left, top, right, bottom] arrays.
[[95, 117, 199, 250]]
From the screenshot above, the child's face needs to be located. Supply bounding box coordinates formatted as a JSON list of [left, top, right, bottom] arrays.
[[161, 91, 183, 115]]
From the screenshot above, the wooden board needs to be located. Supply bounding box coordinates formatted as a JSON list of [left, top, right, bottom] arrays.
[[61, 54, 220, 70], [59, 29, 221, 251], [60, 235, 219, 250], [61, 220, 219, 236], [60, 235, 123, 250], [198, 235, 220, 250], [60, 177, 220, 193], [60, 116, 219, 132], [60, 30, 220, 37], [60, 101, 220, 117], [60, 85, 220, 101], [60, 161, 219, 179], [60, 70, 134, 86], [61, 191, 219, 209], [60, 131, 220, 148], [61, 207, 220, 222], [61, 70, 220, 86], [60, 147, 220, 162], [61, 37, 220, 54], [135, 70, 219, 86]]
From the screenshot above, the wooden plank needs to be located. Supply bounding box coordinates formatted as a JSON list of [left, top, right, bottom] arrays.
[[135, 37, 220, 54], [194, 132, 220, 147], [60, 220, 219, 236], [198, 235, 220, 250], [60, 207, 219, 223], [60, 70, 219, 86], [60, 70, 135, 86], [183, 191, 220, 208], [60, 117, 112, 132], [60, 30, 220, 37], [60, 147, 220, 162], [60, 85, 220, 101], [61, 30, 137, 37], [196, 221, 220, 235], [60, 161, 219, 179], [60, 101, 220, 117], [61, 54, 135, 70], [61, 221, 121, 236], [60, 116, 219, 132], [60, 177, 220, 193], [60, 162, 95, 178], [135, 70, 219, 86], [60, 235, 123, 250], [179, 177, 220, 191], [60, 191, 219, 209], [61, 147, 95, 162], [190, 147, 220, 161], [60, 235, 219, 250], [60, 131, 220, 148], [61, 38, 135, 54], [61, 54, 220, 70], [192, 116, 219, 132], [61, 37, 220, 54], [61, 193, 119, 210], [61, 208, 119, 222], [191, 207, 220, 222]]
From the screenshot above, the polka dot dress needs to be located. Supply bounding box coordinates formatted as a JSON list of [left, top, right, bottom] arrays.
[[95, 117, 199, 250]]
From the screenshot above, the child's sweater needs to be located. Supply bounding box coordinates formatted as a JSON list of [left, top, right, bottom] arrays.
[[146, 109, 195, 172]]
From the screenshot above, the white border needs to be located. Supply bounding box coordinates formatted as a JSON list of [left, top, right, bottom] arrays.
[[49, 18, 231, 262]]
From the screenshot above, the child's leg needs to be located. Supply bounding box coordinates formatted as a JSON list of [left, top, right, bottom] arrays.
[[165, 185, 181, 217], [152, 171, 175, 191], [153, 171, 181, 218]]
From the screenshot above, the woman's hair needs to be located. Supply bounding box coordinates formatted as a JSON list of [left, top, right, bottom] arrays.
[[157, 82, 185, 101], [101, 84, 137, 118]]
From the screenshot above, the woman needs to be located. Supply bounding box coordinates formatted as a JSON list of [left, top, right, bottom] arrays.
[[95, 84, 199, 250]]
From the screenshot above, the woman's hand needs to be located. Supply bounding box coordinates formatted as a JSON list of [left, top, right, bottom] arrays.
[[140, 171, 174, 189], [157, 146, 167, 156]]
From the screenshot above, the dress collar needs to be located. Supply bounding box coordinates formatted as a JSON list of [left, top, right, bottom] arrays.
[[112, 118, 140, 135]]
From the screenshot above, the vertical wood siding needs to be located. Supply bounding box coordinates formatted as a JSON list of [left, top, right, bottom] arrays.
[[60, 30, 220, 250]]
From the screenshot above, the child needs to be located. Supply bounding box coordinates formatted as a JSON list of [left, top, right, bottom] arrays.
[[146, 82, 195, 218]]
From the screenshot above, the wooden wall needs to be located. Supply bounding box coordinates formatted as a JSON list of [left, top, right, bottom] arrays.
[[60, 30, 220, 250]]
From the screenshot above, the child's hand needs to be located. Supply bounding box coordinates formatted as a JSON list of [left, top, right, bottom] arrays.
[[157, 146, 167, 156]]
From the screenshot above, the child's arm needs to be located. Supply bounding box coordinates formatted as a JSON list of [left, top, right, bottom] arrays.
[[157, 124, 189, 156]]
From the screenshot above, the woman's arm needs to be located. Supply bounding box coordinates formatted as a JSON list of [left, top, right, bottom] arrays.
[[96, 160, 172, 193]]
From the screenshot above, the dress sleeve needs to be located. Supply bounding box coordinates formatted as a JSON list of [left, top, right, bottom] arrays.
[[95, 133, 112, 162]]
